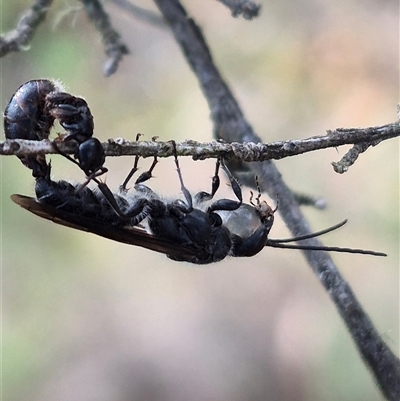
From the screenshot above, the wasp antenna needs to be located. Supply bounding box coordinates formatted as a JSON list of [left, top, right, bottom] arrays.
[[268, 220, 348, 244], [265, 241, 387, 257]]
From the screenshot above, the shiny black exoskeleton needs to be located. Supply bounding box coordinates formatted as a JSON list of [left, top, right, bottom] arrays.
[[45, 92, 94, 143], [76, 138, 106, 177], [12, 143, 276, 263], [11, 142, 386, 263], [52, 136, 107, 185], [4, 80, 62, 177], [98, 143, 276, 263], [4, 79, 60, 141], [4, 79, 105, 180], [5, 82, 387, 261], [4, 80, 94, 143], [34, 163, 123, 226], [42, 87, 105, 181]]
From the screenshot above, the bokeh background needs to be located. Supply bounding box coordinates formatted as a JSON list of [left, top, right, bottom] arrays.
[[1, 1, 398, 400]]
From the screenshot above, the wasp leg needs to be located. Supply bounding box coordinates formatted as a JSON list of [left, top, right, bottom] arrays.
[[97, 181, 150, 224], [206, 157, 243, 213], [169, 140, 193, 212], [121, 134, 159, 190], [195, 158, 221, 204]]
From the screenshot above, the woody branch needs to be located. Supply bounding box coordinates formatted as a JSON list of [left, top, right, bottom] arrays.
[[1, 121, 399, 173], [152, 1, 400, 400], [1, 1, 399, 399]]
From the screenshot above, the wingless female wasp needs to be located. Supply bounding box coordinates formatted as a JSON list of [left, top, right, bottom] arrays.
[[4, 79, 105, 180], [7, 80, 386, 264]]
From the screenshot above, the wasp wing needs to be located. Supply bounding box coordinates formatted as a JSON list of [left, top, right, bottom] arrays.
[[11, 194, 194, 259]]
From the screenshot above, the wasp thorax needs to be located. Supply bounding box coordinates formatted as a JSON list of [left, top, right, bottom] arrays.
[[217, 204, 266, 238]]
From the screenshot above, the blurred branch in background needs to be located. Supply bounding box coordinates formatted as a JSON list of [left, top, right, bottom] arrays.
[[1, 1, 398, 400], [1, 121, 399, 172], [0, 0, 129, 76], [80, 0, 129, 76], [0, 0, 53, 57], [110, 0, 166, 26], [153, 0, 400, 400], [216, 0, 261, 19]]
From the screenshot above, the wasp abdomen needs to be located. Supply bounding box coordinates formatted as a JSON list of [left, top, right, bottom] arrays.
[[4, 79, 61, 141]]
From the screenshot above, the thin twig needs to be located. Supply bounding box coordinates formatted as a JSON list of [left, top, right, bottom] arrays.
[[331, 142, 370, 173], [152, 1, 400, 400], [80, 0, 129, 76], [1, 121, 399, 168], [216, 0, 261, 19], [0, 0, 54, 57], [329, 125, 398, 173]]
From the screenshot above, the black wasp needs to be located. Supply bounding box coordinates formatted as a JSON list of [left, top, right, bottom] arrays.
[[11, 136, 387, 264], [4, 79, 60, 177], [4, 79, 106, 180], [5, 80, 386, 263]]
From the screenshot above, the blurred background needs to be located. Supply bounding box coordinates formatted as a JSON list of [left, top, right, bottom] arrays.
[[1, 1, 398, 400]]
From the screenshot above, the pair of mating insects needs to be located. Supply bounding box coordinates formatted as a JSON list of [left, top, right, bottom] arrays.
[[5, 80, 386, 264]]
